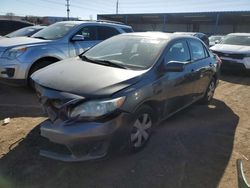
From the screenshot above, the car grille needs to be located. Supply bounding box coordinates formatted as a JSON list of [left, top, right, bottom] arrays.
[[221, 59, 246, 71], [40, 137, 72, 156], [212, 51, 245, 59]]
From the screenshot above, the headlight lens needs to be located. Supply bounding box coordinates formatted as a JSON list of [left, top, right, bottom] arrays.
[[2, 46, 27, 59], [70, 97, 125, 119]]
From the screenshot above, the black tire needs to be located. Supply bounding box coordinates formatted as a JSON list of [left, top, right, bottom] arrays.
[[128, 105, 154, 152], [28, 60, 54, 88], [199, 78, 216, 104]]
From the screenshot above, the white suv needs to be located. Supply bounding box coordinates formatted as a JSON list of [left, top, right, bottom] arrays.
[[210, 33, 250, 73]]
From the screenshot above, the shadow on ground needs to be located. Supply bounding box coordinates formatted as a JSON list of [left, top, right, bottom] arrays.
[[0, 84, 44, 120], [0, 99, 239, 188]]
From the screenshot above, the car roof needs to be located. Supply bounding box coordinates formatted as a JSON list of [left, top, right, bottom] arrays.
[[56, 20, 131, 28], [228, 33, 250, 36], [121, 32, 199, 41]]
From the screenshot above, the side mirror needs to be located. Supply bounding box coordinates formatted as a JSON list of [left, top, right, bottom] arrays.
[[71, 35, 85, 41], [163, 61, 185, 72]]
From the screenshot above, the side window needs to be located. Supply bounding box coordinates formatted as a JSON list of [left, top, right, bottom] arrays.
[[97, 26, 120, 40], [189, 40, 206, 60], [165, 41, 190, 62], [76, 26, 97, 41]]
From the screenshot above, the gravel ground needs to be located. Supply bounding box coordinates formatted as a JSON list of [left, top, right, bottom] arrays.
[[0, 74, 249, 188]]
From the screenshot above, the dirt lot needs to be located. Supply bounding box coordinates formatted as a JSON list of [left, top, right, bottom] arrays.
[[0, 74, 250, 188]]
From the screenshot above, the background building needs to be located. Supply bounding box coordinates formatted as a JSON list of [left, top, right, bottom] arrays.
[[98, 11, 250, 35]]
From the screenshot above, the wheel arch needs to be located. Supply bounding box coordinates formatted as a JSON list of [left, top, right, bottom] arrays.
[[27, 56, 61, 78]]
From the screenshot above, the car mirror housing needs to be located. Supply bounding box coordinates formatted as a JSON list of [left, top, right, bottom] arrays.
[[164, 61, 185, 72], [72, 35, 85, 41]]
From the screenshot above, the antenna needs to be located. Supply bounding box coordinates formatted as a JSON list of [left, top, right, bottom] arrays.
[[66, 0, 70, 20], [116, 0, 119, 14]]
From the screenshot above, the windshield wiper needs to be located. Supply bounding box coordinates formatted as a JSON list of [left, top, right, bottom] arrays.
[[80, 56, 127, 69]]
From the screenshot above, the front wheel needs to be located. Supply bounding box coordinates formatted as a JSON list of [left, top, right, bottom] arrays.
[[128, 105, 154, 152]]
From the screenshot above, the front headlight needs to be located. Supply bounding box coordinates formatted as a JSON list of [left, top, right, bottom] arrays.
[[2, 46, 27, 59], [70, 97, 126, 119]]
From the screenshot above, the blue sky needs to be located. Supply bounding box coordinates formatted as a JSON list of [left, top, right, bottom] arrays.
[[1, 0, 250, 19]]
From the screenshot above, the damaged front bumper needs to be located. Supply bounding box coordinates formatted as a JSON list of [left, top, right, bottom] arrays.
[[40, 113, 130, 162]]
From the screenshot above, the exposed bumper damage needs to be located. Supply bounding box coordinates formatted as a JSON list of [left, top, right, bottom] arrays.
[[35, 84, 130, 162]]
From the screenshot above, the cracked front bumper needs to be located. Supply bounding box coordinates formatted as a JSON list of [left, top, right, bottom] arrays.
[[40, 113, 131, 162]]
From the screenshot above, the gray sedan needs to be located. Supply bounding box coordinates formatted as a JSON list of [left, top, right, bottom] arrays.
[[32, 32, 220, 162]]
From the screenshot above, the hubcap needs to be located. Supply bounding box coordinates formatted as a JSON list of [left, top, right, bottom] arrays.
[[130, 113, 152, 148], [207, 81, 215, 101]]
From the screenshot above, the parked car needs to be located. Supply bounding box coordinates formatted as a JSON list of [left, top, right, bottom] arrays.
[[0, 20, 133, 86], [210, 33, 250, 73], [209, 35, 224, 47], [32, 32, 220, 162], [4, 25, 46, 38], [174, 32, 209, 46]]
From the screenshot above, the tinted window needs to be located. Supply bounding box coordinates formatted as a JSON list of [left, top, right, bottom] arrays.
[[76, 26, 97, 41], [97, 26, 120, 40], [166, 41, 190, 62], [189, 40, 206, 60]]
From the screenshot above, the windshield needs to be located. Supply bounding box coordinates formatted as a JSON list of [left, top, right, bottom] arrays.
[[83, 35, 167, 70], [209, 36, 223, 42], [221, 35, 250, 46], [32, 22, 77, 40], [6, 27, 37, 37]]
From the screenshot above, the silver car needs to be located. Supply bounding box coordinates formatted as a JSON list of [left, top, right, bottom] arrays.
[[210, 33, 250, 73], [0, 21, 133, 86]]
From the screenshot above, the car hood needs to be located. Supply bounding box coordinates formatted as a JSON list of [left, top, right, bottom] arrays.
[[32, 57, 146, 97], [0, 36, 51, 49], [210, 44, 250, 54]]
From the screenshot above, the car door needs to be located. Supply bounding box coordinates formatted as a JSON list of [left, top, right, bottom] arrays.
[[187, 38, 213, 98], [69, 26, 100, 57], [158, 40, 197, 115]]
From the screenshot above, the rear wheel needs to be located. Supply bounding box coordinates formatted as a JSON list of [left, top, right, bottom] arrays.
[[128, 106, 154, 152], [199, 78, 216, 104]]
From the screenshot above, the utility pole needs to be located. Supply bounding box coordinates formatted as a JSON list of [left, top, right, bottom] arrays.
[[116, 0, 119, 14], [66, 0, 70, 20]]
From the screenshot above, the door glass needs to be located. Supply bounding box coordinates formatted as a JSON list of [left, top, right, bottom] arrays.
[[97, 26, 120, 40], [165, 41, 190, 62], [189, 40, 206, 60], [76, 26, 97, 41]]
